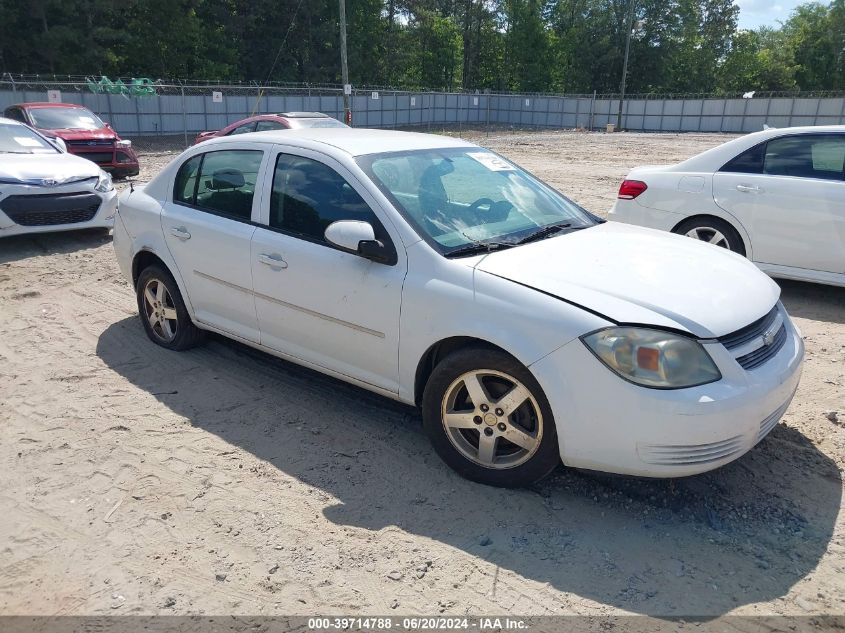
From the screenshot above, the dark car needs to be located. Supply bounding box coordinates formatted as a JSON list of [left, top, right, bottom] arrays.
[[3, 102, 140, 178], [193, 112, 347, 145]]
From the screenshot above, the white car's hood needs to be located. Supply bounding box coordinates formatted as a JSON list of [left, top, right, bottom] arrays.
[[474, 222, 780, 338], [0, 152, 100, 186]]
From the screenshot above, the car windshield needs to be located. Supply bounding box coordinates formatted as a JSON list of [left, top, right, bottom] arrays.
[[286, 118, 347, 129], [358, 148, 597, 254], [0, 122, 58, 154], [28, 107, 104, 131]]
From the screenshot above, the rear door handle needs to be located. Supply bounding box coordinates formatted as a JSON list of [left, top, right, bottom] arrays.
[[258, 253, 288, 270], [736, 184, 761, 194], [169, 226, 191, 240]]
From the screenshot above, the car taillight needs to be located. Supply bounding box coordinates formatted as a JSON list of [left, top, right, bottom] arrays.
[[618, 180, 648, 199]]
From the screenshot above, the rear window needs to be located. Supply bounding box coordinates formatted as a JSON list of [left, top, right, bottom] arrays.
[[0, 122, 57, 154]]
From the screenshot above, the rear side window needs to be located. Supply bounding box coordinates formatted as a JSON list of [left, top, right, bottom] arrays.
[[764, 135, 845, 181], [269, 154, 380, 244], [720, 143, 764, 174], [228, 122, 256, 136], [255, 120, 287, 132], [174, 150, 263, 221]]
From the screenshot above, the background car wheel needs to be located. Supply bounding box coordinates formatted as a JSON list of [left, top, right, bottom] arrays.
[[673, 217, 746, 256], [422, 347, 560, 487], [136, 265, 204, 351]]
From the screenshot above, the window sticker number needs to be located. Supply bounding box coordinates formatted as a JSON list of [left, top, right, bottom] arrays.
[[467, 152, 515, 171]]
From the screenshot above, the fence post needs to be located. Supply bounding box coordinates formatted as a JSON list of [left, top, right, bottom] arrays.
[[590, 91, 595, 131], [719, 98, 726, 133], [180, 82, 188, 148], [763, 96, 773, 130], [7, 73, 17, 99], [788, 96, 796, 127], [811, 96, 822, 127]]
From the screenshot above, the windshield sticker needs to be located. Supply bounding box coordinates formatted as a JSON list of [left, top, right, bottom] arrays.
[[467, 152, 515, 171], [14, 137, 42, 147]]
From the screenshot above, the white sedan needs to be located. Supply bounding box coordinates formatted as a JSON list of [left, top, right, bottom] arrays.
[[0, 117, 117, 237], [113, 129, 803, 487], [609, 125, 845, 288]]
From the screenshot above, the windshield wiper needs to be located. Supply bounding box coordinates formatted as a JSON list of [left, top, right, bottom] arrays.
[[514, 222, 573, 245], [445, 240, 515, 258]]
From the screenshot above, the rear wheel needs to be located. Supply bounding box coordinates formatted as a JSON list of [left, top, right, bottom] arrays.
[[422, 348, 560, 487], [673, 217, 746, 256], [136, 265, 204, 350]]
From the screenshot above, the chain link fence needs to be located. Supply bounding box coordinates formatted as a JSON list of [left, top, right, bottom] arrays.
[[2, 75, 844, 144]]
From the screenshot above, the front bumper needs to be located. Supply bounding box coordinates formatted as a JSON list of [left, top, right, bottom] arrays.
[[0, 185, 117, 238], [530, 311, 804, 477]]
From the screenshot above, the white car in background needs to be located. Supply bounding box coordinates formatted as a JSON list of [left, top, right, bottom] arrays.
[[609, 126, 845, 288], [0, 117, 116, 237], [113, 129, 803, 487]]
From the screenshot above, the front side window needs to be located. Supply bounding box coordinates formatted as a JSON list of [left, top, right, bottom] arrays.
[[27, 107, 104, 131], [269, 154, 381, 244], [358, 148, 597, 253], [764, 135, 845, 181], [4, 108, 27, 123], [0, 122, 58, 154], [174, 150, 263, 221]]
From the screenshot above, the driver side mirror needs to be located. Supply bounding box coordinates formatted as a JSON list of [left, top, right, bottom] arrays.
[[324, 220, 392, 263], [52, 137, 67, 153]]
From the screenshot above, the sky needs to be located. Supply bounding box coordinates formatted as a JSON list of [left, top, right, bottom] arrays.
[[736, 0, 805, 29]]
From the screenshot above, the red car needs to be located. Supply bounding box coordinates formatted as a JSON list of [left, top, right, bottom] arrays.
[[193, 112, 347, 145], [3, 102, 140, 178]]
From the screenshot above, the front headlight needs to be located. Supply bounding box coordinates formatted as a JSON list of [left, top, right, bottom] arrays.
[[582, 327, 721, 389], [94, 171, 113, 193]]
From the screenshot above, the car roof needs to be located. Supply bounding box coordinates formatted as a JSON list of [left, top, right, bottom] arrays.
[[12, 102, 87, 109], [206, 128, 476, 157], [276, 112, 332, 118]]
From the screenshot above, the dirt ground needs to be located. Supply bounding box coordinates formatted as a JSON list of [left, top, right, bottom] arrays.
[[1, 130, 843, 618]]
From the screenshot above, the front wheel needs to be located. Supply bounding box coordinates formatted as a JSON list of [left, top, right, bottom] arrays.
[[422, 348, 560, 487]]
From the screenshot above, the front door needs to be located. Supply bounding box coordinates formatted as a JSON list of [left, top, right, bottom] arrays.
[[250, 147, 406, 393], [161, 147, 267, 342]]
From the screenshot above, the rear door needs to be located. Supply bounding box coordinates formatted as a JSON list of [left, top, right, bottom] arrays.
[[161, 146, 268, 342], [713, 133, 845, 273]]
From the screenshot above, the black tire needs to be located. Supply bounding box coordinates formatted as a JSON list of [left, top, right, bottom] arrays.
[[673, 216, 746, 256], [136, 265, 205, 351], [421, 347, 560, 487]]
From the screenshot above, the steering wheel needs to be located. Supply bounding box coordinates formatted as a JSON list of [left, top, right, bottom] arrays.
[[468, 197, 495, 213]]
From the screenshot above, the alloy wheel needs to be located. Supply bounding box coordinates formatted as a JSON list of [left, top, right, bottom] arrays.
[[142, 278, 178, 343], [441, 369, 543, 469], [685, 226, 730, 249]]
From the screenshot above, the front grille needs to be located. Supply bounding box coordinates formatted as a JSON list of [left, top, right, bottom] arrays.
[[718, 304, 787, 370], [66, 139, 114, 148], [638, 435, 745, 466], [736, 325, 787, 370], [1, 192, 101, 226], [72, 151, 114, 164], [719, 306, 779, 350]]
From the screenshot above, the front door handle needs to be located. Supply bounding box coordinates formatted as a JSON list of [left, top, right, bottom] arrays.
[[169, 226, 191, 240], [258, 253, 288, 270], [736, 184, 761, 194]]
